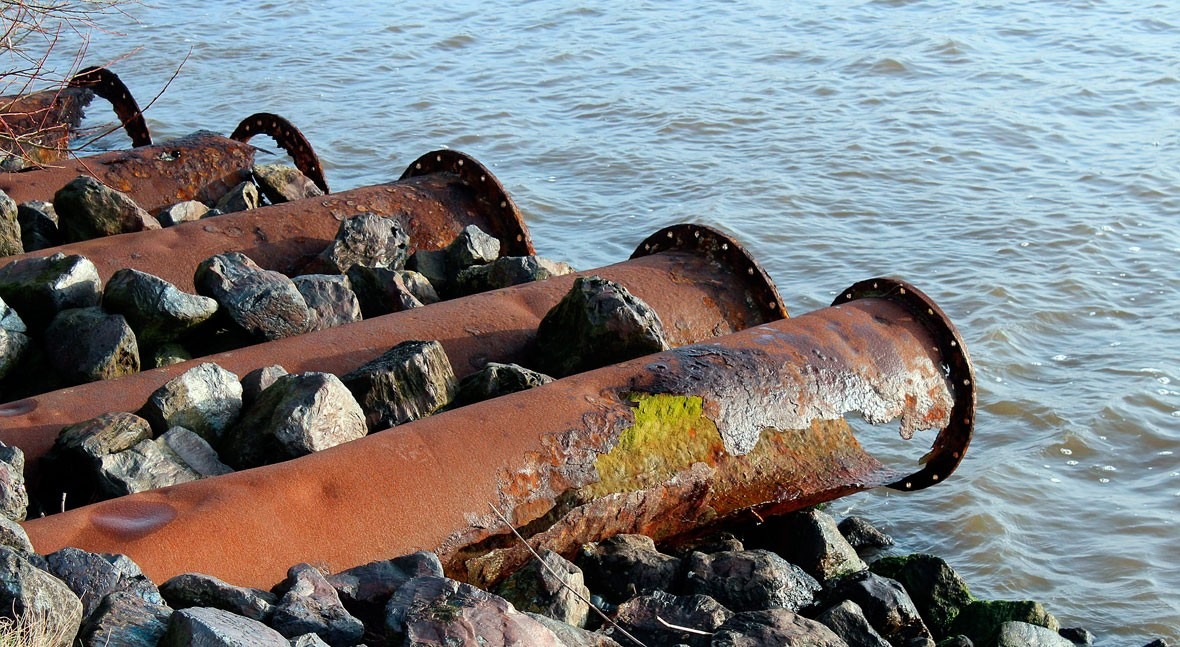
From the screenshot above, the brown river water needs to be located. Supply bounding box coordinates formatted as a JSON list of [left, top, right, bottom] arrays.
[[9, 1, 1179, 642]]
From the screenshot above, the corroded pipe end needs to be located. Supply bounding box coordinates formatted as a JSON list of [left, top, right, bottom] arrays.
[[399, 150, 534, 257], [631, 224, 789, 323], [67, 66, 152, 147], [231, 113, 330, 194], [835, 278, 976, 491]]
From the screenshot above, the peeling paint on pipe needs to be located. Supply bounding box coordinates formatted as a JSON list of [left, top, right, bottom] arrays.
[[20, 278, 973, 589]]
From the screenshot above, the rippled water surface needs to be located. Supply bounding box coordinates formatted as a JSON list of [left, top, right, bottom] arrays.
[[26, 1, 1180, 642]]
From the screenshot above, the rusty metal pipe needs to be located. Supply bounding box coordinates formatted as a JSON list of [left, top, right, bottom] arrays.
[[1, 224, 784, 485], [20, 278, 973, 589], [2, 150, 534, 289]]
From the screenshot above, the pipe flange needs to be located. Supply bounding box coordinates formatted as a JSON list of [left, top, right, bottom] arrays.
[[834, 278, 976, 491], [68, 66, 152, 147], [399, 150, 534, 256], [631, 224, 788, 323], [231, 113, 330, 194]]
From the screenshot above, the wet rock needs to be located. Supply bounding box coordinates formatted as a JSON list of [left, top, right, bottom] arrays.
[[751, 509, 867, 582], [270, 563, 364, 646], [871, 553, 974, 638], [140, 362, 243, 443], [452, 255, 575, 296], [311, 212, 409, 275], [447, 224, 500, 269], [99, 427, 232, 496], [44, 306, 139, 384], [0, 190, 23, 256], [242, 364, 288, 407], [577, 534, 681, 603], [608, 590, 732, 647], [996, 621, 1075, 647], [948, 599, 1059, 647], [160, 572, 277, 622], [342, 340, 456, 432], [326, 550, 443, 628], [103, 268, 219, 347], [816, 599, 891, 647], [533, 275, 668, 377], [0, 252, 102, 329], [292, 274, 362, 331], [150, 343, 192, 368], [829, 570, 932, 644], [44, 547, 163, 620], [1142, 640, 1170, 647], [384, 576, 561, 646], [78, 589, 172, 647], [683, 549, 820, 613], [0, 546, 83, 646], [195, 252, 310, 341], [839, 516, 895, 550], [711, 608, 847, 647], [0, 445, 27, 521], [494, 549, 590, 628], [161, 606, 290, 646], [0, 517, 33, 553], [220, 371, 366, 469], [54, 175, 159, 242], [157, 200, 211, 227], [526, 612, 623, 647], [16, 200, 60, 252], [1059, 626, 1095, 645], [213, 180, 261, 213], [453, 362, 554, 406], [345, 266, 438, 318], [252, 163, 324, 204]]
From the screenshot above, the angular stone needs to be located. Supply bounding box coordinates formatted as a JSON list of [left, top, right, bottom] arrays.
[[0, 252, 102, 329], [526, 613, 623, 647], [577, 534, 681, 604], [405, 248, 450, 295], [53, 411, 154, 463], [1059, 626, 1095, 645], [157, 200, 211, 227], [195, 252, 310, 341], [342, 340, 456, 432], [345, 266, 437, 318], [0, 295, 25, 334], [0, 546, 83, 647], [816, 599, 891, 647], [839, 516, 895, 550], [871, 553, 974, 638], [140, 362, 243, 443], [494, 549, 590, 628], [752, 509, 867, 582], [99, 427, 232, 497], [384, 576, 561, 646], [533, 275, 668, 377], [45, 547, 163, 620], [103, 268, 219, 347], [79, 589, 172, 647], [161, 606, 290, 646], [326, 550, 443, 628], [150, 343, 192, 368], [829, 571, 932, 644], [213, 180, 260, 213], [452, 255, 575, 297], [311, 212, 409, 275], [996, 621, 1075, 647], [292, 274, 362, 332], [949, 599, 1059, 647], [289, 633, 331, 647], [454, 362, 554, 407], [0, 190, 23, 256], [0, 327, 28, 380], [54, 175, 160, 242], [0, 445, 27, 522], [446, 224, 500, 269], [270, 563, 364, 645], [220, 372, 366, 469], [683, 549, 820, 613], [252, 163, 324, 204], [609, 590, 732, 647], [242, 364, 288, 407], [44, 307, 139, 384], [16, 200, 61, 252], [711, 609, 847, 647], [160, 572, 277, 622]]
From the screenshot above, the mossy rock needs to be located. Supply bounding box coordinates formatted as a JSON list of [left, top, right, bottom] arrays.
[[870, 553, 973, 638], [948, 599, 1058, 647]]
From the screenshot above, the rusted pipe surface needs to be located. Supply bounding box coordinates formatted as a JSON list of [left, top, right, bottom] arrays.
[[2, 225, 784, 484], [2, 150, 533, 289], [20, 278, 973, 588]]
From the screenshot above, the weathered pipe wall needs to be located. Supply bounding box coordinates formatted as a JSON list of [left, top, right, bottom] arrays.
[[20, 278, 973, 589]]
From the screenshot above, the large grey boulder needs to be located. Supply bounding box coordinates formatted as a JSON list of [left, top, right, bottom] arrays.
[[194, 252, 310, 341], [213, 181, 260, 214], [103, 268, 219, 347], [342, 340, 456, 432], [0, 252, 102, 329], [577, 534, 681, 604], [839, 516, 895, 550], [682, 549, 820, 613], [526, 613, 623, 647], [0, 295, 28, 380], [829, 570, 932, 645], [291, 274, 362, 331], [99, 427, 233, 497], [140, 362, 243, 443], [16, 200, 61, 252], [269, 563, 364, 646], [157, 200, 211, 227], [0, 546, 83, 647], [252, 163, 324, 204], [161, 572, 277, 622], [44, 411, 154, 505], [384, 576, 562, 646], [453, 362, 553, 407], [608, 590, 732, 647], [345, 266, 437, 318], [45, 547, 163, 620], [325, 550, 443, 628], [494, 549, 590, 628], [161, 606, 290, 646], [0, 444, 27, 521], [816, 599, 892, 647], [44, 306, 139, 384], [310, 212, 409, 275], [870, 553, 974, 638], [220, 372, 366, 469], [78, 590, 173, 647], [996, 621, 1076, 647], [0, 517, 33, 553], [54, 175, 160, 242], [446, 224, 500, 269], [0, 189, 21, 256], [750, 509, 867, 582], [452, 255, 575, 296], [711, 608, 847, 647], [241, 364, 288, 407]]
